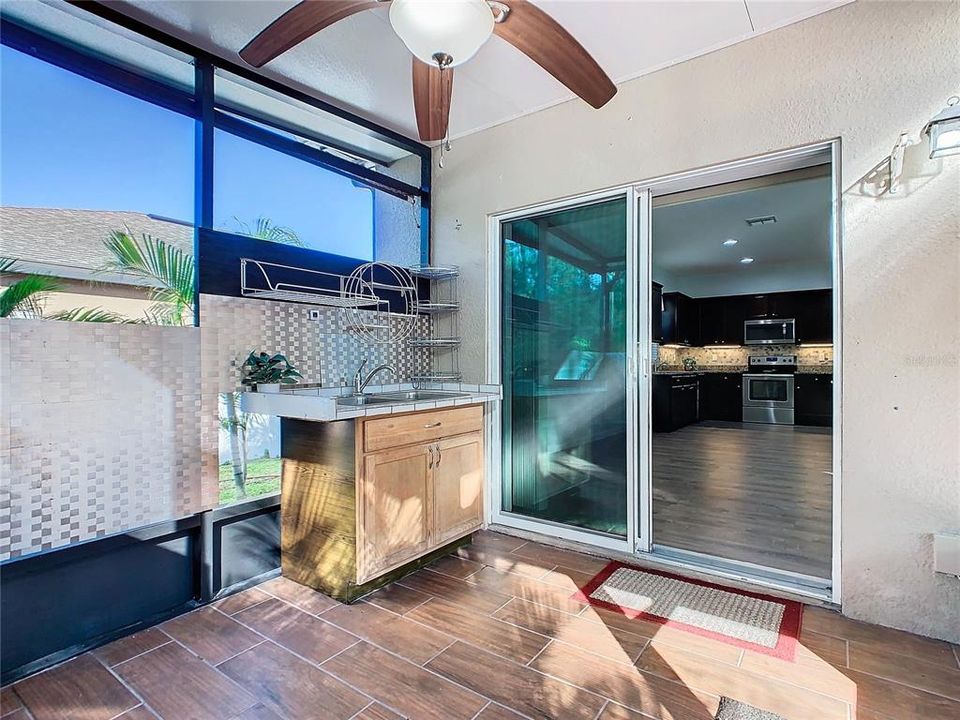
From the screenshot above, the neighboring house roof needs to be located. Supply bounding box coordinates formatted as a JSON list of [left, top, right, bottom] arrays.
[[0, 206, 194, 284]]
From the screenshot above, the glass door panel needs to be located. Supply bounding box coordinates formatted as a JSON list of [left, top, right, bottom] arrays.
[[501, 197, 628, 536]]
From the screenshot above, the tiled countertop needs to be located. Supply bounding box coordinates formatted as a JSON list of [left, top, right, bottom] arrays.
[[240, 382, 501, 422]]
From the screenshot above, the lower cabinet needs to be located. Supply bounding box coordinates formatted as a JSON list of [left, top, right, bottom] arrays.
[[795, 374, 833, 426], [700, 373, 743, 422], [280, 405, 485, 601]]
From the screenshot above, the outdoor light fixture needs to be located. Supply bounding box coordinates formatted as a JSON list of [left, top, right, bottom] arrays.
[[924, 96, 960, 159], [389, 0, 494, 68]]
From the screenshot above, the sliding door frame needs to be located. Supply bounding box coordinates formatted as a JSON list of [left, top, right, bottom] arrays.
[[486, 187, 639, 555], [485, 140, 841, 605]]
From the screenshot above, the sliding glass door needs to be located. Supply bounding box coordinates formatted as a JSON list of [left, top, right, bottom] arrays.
[[499, 196, 630, 539]]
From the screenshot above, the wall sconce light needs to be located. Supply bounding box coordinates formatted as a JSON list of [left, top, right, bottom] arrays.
[[924, 96, 960, 159]]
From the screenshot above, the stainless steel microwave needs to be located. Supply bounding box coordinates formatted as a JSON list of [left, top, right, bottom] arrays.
[[744, 318, 796, 345]]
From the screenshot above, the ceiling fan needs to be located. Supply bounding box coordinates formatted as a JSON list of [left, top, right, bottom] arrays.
[[240, 0, 617, 143]]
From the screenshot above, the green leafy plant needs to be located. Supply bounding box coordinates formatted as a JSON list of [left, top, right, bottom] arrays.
[[101, 230, 195, 325], [241, 351, 303, 387], [1, 257, 127, 321], [234, 216, 304, 247]]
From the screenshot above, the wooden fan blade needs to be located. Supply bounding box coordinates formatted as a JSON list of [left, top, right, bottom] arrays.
[[494, 0, 616, 109], [412, 58, 454, 142], [240, 0, 383, 67]]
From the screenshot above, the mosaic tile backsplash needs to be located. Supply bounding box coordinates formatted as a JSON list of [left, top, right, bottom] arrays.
[[657, 343, 833, 370]]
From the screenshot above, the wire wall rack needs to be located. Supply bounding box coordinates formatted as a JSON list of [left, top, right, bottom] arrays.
[[409, 264, 462, 383]]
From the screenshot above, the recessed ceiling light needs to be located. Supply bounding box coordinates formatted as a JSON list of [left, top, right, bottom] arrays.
[[740, 257, 755, 264], [722, 239, 739, 246]]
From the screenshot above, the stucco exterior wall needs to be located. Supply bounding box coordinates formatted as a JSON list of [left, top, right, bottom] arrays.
[[431, 0, 960, 640]]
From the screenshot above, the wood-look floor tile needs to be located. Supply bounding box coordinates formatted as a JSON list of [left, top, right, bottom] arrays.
[[220, 641, 367, 720], [848, 641, 960, 701], [323, 641, 487, 720], [353, 702, 406, 720], [15, 653, 138, 720], [598, 700, 712, 720], [363, 582, 433, 615], [803, 607, 958, 667], [467, 566, 589, 615], [508, 542, 609, 575], [114, 642, 255, 720], [230, 704, 284, 720], [579, 605, 742, 665], [474, 703, 527, 719], [93, 627, 171, 667], [469, 531, 528, 554], [260, 575, 340, 615], [844, 664, 960, 719], [494, 598, 647, 664], [0, 685, 24, 715], [537, 566, 599, 591], [115, 706, 158, 719], [397, 568, 511, 614], [798, 627, 849, 667], [739, 645, 858, 702], [456, 545, 555, 579], [531, 640, 719, 720], [233, 597, 356, 665], [214, 587, 272, 616], [2, 710, 29, 720], [406, 598, 549, 664], [426, 641, 606, 720], [635, 641, 848, 720], [322, 601, 452, 664], [161, 607, 262, 665], [427, 554, 483, 579]]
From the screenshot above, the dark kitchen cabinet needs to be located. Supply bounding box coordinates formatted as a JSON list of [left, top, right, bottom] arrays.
[[700, 373, 742, 422], [662, 292, 700, 346], [698, 296, 745, 346], [653, 374, 700, 432], [795, 373, 833, 426], [651, 282, 664, 343], [795, 290, 832, 343]]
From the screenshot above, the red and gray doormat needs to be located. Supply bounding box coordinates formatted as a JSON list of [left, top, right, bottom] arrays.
[[571, 561, 803, 660]]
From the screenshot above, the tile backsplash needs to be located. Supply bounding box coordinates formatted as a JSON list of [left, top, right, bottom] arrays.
[[657, 343, 833, 369]]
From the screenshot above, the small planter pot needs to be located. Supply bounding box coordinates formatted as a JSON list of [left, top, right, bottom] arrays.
[[257, 383, 282, 393]]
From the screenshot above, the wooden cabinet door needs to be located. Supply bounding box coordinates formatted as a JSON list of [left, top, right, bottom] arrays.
[[432, 432, 484, 546], [358, 444, 432, 583]]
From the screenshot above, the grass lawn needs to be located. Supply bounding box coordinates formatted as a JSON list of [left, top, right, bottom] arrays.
[[218, 457, 281, 505]]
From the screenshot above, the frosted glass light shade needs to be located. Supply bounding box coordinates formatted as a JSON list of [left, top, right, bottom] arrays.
[[926, 98, 960, 159], [389, 0, 494, 67]]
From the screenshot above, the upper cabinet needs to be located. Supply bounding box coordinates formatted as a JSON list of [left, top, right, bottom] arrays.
[[651, 282, 664, 343], [662, 291, 700, 346], [655, 288, 832, 346]]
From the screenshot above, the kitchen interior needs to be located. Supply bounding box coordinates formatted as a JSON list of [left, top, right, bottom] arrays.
[[650, 162, 835, 583]]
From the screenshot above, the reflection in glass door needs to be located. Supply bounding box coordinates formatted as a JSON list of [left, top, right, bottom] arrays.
[[500, 197, 628, 537]]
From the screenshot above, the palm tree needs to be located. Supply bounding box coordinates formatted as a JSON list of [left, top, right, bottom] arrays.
[[101, 230, 195, 325], [235, 216, 304, 247], [0, 257, 126, 322]]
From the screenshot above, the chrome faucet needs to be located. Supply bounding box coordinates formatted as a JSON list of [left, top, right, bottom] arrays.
[[353, 359, 396, 395]]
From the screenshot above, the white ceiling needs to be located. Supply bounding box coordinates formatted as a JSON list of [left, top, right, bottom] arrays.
[[105, 0, 853, 144], [652, 173, 833, 297]]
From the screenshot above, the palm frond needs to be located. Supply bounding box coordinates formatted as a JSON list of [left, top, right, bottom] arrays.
[[0, 275, 62, 318], [234, 216, 304, 247], [101, 230, 195, 324], [47, 307, 130, 323]]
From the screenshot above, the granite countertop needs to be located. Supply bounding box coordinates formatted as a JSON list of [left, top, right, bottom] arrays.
[[240, 381, 501, 422], [656, 365, 833, 375]]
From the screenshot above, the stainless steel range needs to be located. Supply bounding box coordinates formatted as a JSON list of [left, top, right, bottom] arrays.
[[743, 355, 796, 425]]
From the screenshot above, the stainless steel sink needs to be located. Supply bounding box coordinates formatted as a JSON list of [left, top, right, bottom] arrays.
[[336, 394, 397, 407], [376, 390, 471, 401]]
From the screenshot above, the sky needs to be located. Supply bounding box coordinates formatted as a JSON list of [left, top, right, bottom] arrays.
[[0, 45, 374, 259]]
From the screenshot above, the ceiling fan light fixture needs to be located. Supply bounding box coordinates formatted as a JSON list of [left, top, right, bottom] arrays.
[[389, 0, 494, 68]]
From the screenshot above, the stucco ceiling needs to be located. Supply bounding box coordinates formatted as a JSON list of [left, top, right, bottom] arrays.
[[106, 0, 852, 143]]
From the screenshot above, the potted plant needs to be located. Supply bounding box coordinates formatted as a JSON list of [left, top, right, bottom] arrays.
[[241, 351, 303, 392]]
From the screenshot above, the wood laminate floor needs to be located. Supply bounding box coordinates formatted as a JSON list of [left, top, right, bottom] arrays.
[[6, 531, 959, 720], [653, 421, 833, 578]]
